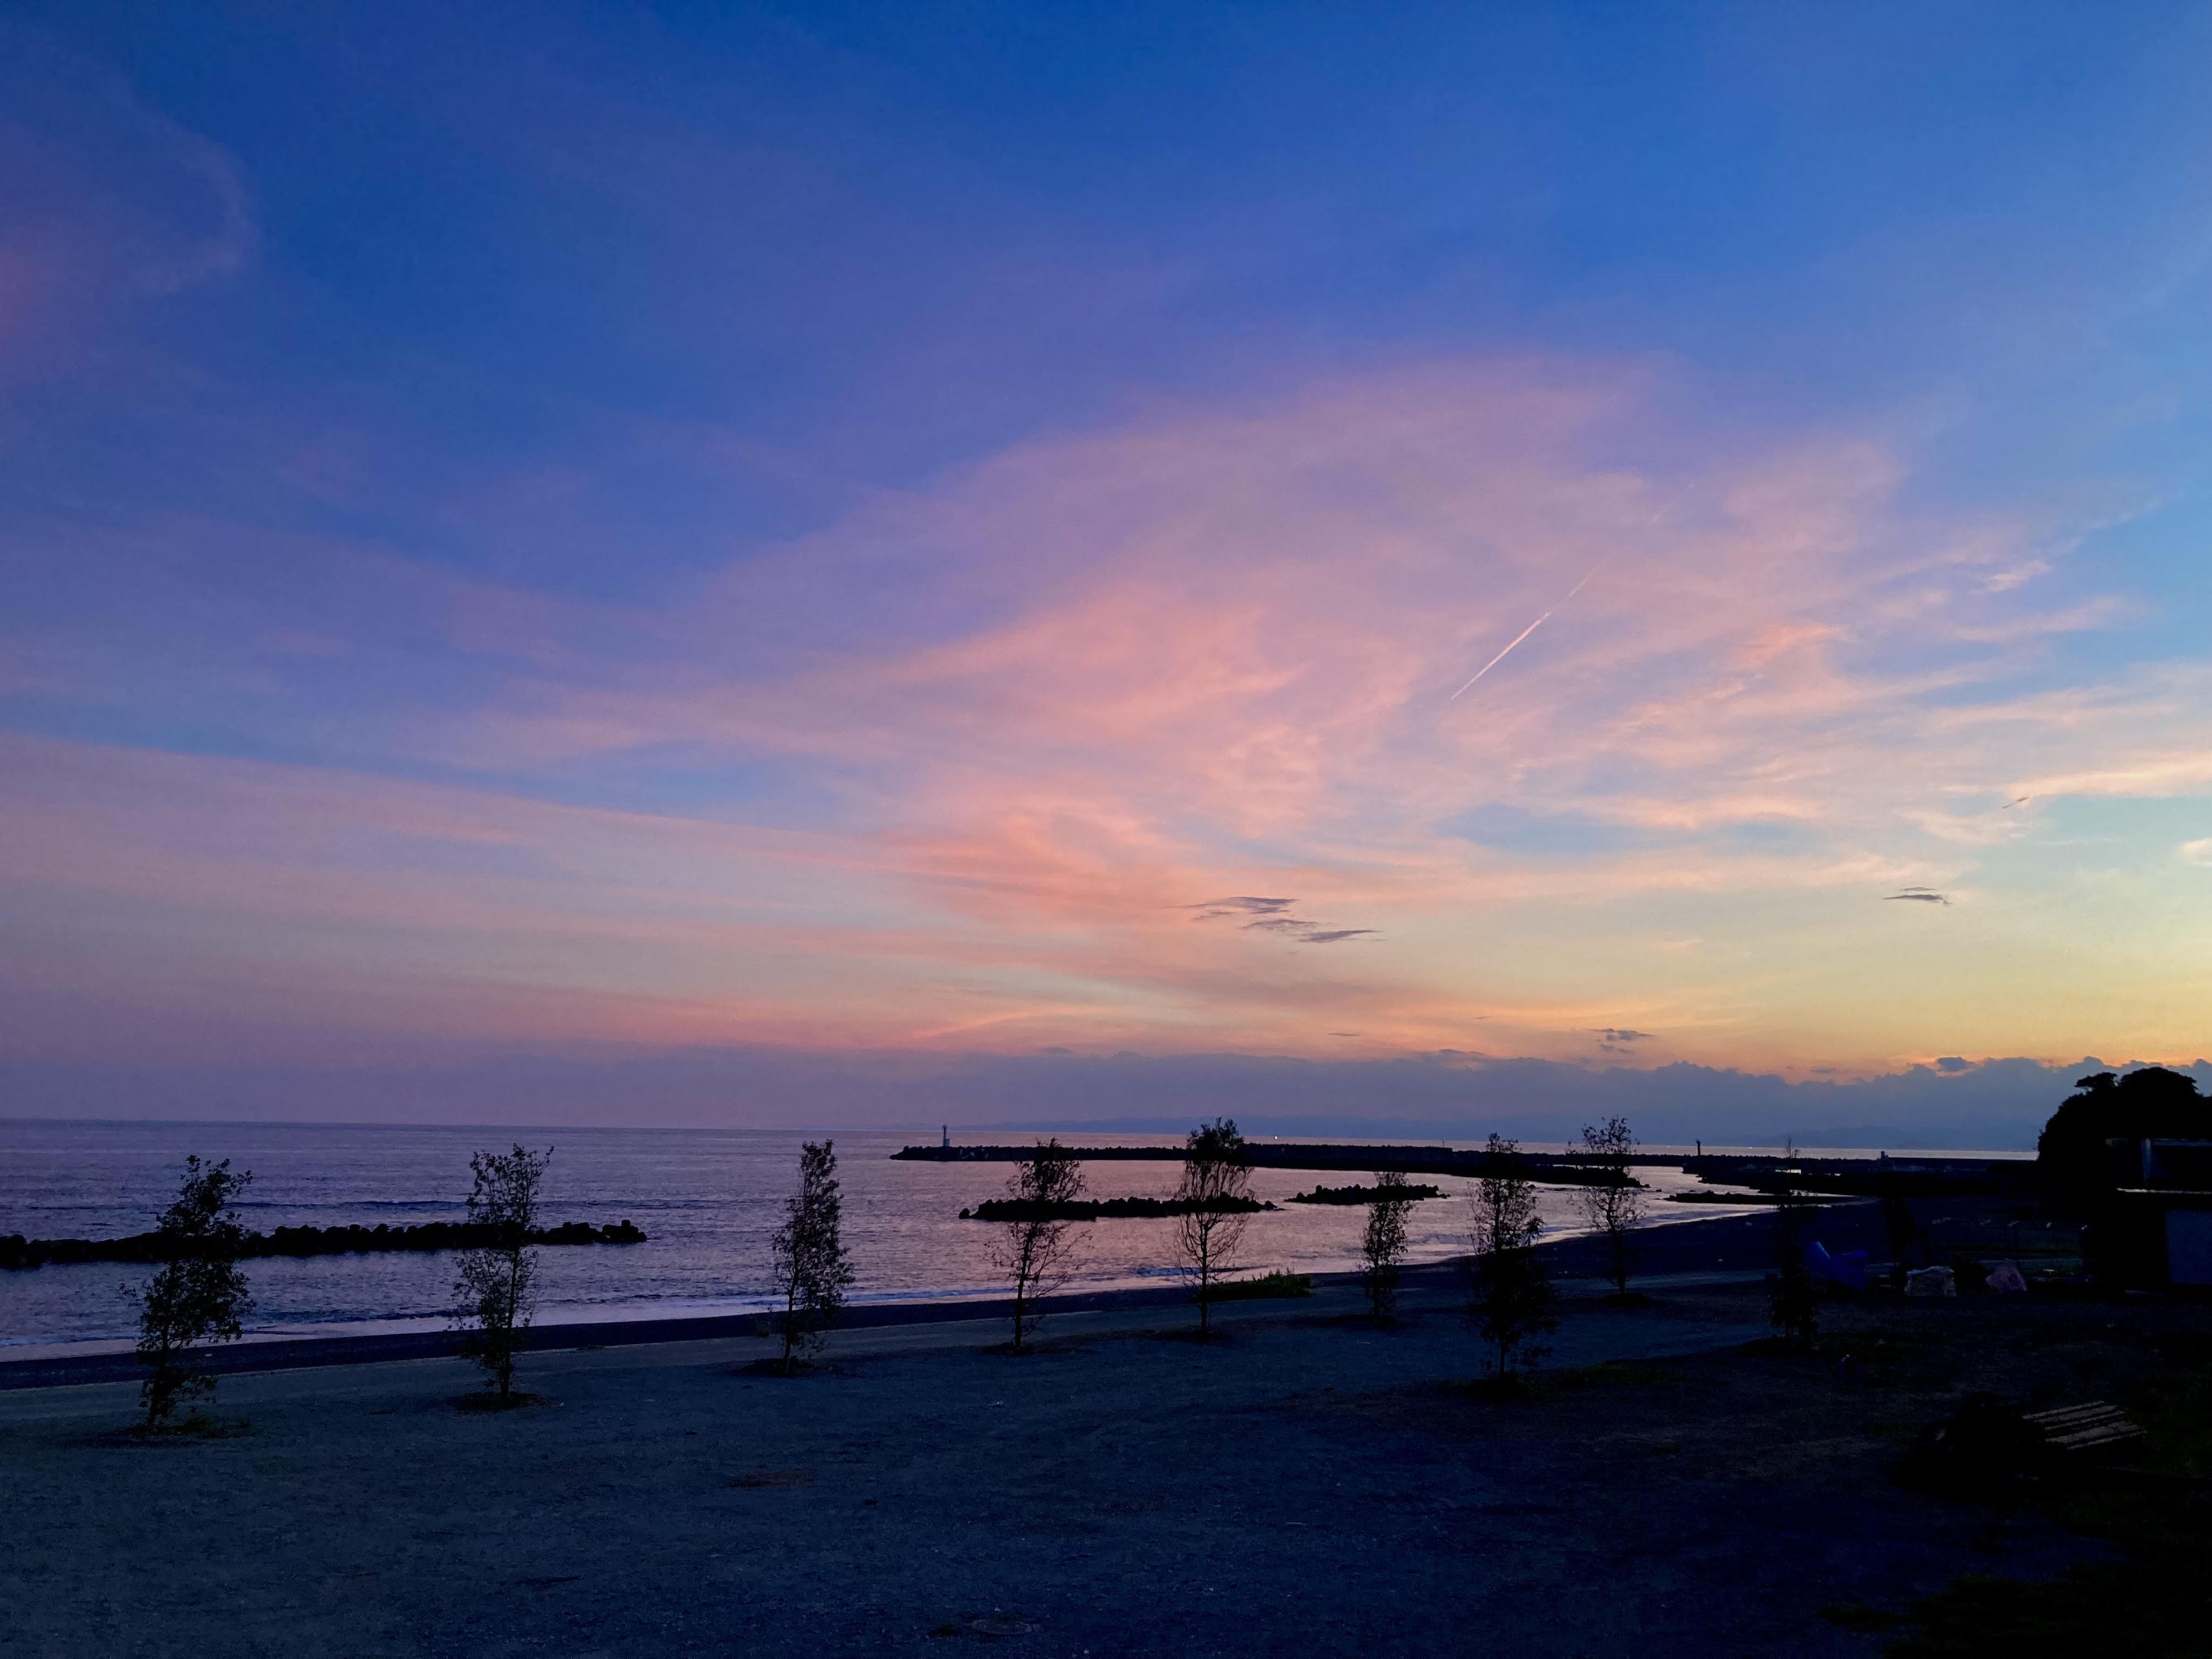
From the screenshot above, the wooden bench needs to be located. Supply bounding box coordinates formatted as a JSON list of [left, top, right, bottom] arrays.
[[2023, 1401, 2146, 1455]]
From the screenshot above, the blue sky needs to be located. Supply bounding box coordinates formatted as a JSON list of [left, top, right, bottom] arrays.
[[3, 3, 2210, 1131]]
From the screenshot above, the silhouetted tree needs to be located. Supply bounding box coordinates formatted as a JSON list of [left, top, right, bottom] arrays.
[[772, 1140, 856, 1368], [1360, 1169, 1417, 1319], [453, 1144, 550, 1401], [1470, 1135, 1554, 1379], [1574, 1116, 1645, 1298], [1878, 1154, 1921, 1290], [993, 1139, 1088, 1350], [2038, 1067, 2210, 1210], [1768, 1145, 1819, 1344], [131, 1156, 254, 1427], [1175, 1118, 1254, 1334]]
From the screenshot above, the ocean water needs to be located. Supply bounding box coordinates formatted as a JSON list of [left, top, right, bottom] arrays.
[[0, 1119, 1785, 1347]]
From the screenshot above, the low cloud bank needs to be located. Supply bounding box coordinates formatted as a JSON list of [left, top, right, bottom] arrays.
[[8, 1048, 2209, 1149]]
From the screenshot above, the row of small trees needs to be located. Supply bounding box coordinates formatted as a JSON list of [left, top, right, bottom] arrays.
[[994, 1116, 1264, 1348], [129, 1137, 861, 1425], [995, 1117, 1651, 1377], [1005, 1113, 1864, 1371], [423, 1140, 863, 1393], [127, 1115, 1657, 1423]]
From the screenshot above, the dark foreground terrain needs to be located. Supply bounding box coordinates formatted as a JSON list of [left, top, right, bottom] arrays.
[[2, 1272, 2205, 1658]]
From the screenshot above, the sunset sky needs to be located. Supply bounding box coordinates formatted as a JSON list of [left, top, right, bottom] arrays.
[[5, 4, 2211, 1132]]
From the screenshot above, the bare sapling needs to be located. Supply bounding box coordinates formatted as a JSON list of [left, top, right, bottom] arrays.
[[131, 1156, 255, 1428], [453, 1144, 551, 1402], [771, 1140, 856, 1369], [1574, 1116, 1645, 1298], [1470, 1134, 1555, 1381], [1360, 1169, 1417, 1319], [1175, 1117, 1254, 1335], [1768, 1143, 1819, 1344], [992, 1139, 1088, 1351]]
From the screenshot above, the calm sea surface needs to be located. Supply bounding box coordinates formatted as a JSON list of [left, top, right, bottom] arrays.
[[0, 1119, 1796, 1346]]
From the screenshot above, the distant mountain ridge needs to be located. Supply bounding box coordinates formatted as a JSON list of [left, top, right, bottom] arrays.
[[9, 1047, 2203, 1144], [1750, 1126, 2030, 1153]]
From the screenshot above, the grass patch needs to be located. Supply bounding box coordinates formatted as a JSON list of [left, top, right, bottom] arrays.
[[1201, 1271, 1312, 1302]]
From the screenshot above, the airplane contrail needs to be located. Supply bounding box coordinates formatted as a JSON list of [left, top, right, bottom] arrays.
[[1449, 566, 1599, 701]]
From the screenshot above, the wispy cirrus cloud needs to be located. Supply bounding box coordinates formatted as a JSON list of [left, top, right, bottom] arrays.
[[7, 357, 2209, 1075], [0, 26, 257, 358]]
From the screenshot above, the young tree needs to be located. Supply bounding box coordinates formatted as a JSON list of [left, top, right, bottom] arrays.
[[771, 1140, 856, 1369], [1175, 1117, 1254, 1335], [131, 1156, 254, 1428], [1360, 1169, 1417, 1320], [1768, 1146, 1819, 1344], [452, 1144, 551, 1402], [992, 1139, 1088, 1352], [1470, 1134, 1555, 1381], [1574, 1116, 1645, 1298], [1878, 1154, 1921, 1291]]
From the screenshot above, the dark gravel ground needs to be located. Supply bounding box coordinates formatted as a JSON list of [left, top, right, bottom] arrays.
[[4, 1263, 2199, 1659]]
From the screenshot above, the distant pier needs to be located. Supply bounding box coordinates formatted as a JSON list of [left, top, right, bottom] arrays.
[[894, 1142, 2036, 1196]]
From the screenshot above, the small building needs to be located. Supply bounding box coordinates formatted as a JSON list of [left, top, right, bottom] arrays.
[[2102, 1139, 2212, 1289]]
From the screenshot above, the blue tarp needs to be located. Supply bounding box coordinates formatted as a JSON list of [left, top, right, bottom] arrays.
[[1805, 1240, 1869, 1292]]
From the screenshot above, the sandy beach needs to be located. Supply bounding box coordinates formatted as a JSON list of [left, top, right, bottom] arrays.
[[6, 1250, 2200, 1659]]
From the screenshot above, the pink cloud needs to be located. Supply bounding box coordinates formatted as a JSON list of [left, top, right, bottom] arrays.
[[0, 28, 257, 387], [11, 357, 2209, 1074], [453, 361, 2120, 868]]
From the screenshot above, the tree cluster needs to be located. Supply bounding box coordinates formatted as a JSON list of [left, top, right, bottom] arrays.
[[2038, 1066, 2209, 1210]]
